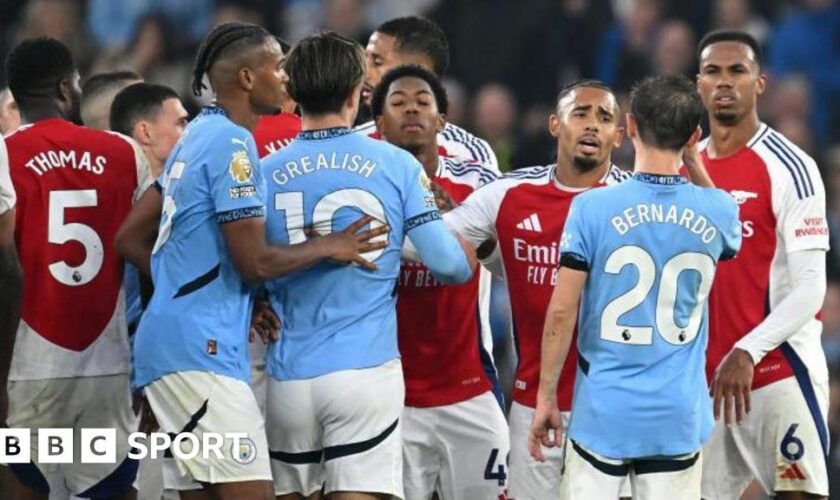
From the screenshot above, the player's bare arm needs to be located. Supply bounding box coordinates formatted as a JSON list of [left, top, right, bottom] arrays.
[[223, 214, 390, 283], [0, 208, 22, 425], [115, 185, 162, 277], [529, 266, 586, 462]]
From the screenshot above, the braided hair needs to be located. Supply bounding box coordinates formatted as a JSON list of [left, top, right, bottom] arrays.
[[192, 22, 271, 97]]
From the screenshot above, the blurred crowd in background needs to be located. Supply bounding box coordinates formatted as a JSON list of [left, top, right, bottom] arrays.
[[0, 1, 839, 498]]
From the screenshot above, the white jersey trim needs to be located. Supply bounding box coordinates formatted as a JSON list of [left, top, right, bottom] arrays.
[[0, 138, 14, 213], [9, 288, 131, 380]]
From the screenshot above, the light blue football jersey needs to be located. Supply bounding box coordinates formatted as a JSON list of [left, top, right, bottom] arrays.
[[133, 107, 266, 388], [262, 127, 472, 381], [560, 173, 741, 458]]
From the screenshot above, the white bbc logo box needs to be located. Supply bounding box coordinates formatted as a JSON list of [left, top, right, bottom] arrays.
[[0, 429, 30, 463], [0, 428, 116, 464]]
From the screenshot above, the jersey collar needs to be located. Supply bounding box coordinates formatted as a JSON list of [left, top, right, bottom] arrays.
[[633, 172, 688, 185], [297, 127, 353, 141], [199, 106, 229, 118]]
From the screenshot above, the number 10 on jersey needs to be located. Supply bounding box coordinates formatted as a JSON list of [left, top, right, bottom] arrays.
[[274, 188, 389, 261]]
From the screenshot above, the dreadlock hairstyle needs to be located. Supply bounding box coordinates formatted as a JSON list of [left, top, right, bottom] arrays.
[[191, 22, 272, 97]]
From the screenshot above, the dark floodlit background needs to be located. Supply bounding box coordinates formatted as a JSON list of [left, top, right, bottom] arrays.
[[0, 1, 839, 498]]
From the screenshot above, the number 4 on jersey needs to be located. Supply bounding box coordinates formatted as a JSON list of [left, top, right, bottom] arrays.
[[484, 448, 507, 486]]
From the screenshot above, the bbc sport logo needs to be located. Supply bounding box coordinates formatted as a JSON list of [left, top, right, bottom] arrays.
[[0, 429, 257, 464]]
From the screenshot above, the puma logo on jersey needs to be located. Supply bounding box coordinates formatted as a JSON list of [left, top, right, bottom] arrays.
[[516, 213, 543, 232], [231, 137, 249, 149], [730, 190, 758, 205]]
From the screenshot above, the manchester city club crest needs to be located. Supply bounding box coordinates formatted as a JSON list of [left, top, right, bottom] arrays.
[[232, 437, 257, 465]]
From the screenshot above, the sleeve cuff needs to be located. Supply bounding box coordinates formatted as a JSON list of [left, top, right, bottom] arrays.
[[733, 338, 766, 366], [559, 253, 589, 272]]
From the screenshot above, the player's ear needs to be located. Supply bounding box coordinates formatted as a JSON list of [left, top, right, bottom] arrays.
[[239, 66, 254, 91], [374, 115, 385, 139], [133, 121, 152, 147], [548, 114, 561, 138], [625, 113, 638, 139], [346, 81, 362, 113], [613, 125, 626, 148], [756, 72, 768, 96], [436, 113, 446, 134], [57, 77, 73, 106]]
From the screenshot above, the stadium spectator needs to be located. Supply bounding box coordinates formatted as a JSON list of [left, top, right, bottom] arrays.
[[80, 70, 144, 130], [595, 0, 663, 91], [768, 0, 840, 145], [0, 88, 20, 134], [712, 0, 770, 44], [471, 83, 518, 172], [652, 20, 696, 78]]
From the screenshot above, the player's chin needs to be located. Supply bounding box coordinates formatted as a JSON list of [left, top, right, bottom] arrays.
[[712, 109, 740, 124], [572, 155, 601, 172], [256, 103, 284, 116]]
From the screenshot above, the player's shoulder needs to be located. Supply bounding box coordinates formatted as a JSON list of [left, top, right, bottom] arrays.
[[437, 156, 498, 187], [698, 184, 739, 215], [191, 109, 253, 145], [441, 122, 485, 146], [2, 123, 34, 145], [99, 129, 141, 149], [352, 120, 377, 136], [604, 164, 632, 185], [464, 164, 551, 203], [503, 164, 552, 181], [749, 124, 820, 198]]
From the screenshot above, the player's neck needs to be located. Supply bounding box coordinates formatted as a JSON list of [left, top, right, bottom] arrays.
[[554, 161, 608, 188], [707, 113, 760, 159], [634, 146, 682, 176], [19, 106, 64, 125], [214, 98, 259, 132], [142, 146, 165, 178], [301, 113, 352, 131], [414, 146, 439, 179]]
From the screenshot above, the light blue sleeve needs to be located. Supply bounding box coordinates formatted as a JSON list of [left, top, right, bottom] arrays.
[[400, 157, 472, 284], [559, 196, 592, 271], [210, 132, 267, 224], [716, 190, 742, 261]]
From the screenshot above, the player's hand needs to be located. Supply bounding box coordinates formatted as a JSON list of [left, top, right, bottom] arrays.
[[710, 348, 754, 426], [136, 392, 159, 434], [307, 215, 390, 271], [430, 182, 457, 212], [528, 397, 563, 462], [249, 300, 281, 344], [682, 142, 702, 172]]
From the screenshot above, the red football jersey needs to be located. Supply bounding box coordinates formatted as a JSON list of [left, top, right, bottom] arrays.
[[701, 124, 829, 389], [446, 164, 629, 410], [6, 118, 149, 380], [397, 156, 498, 407], [253, 113, 301, 159]]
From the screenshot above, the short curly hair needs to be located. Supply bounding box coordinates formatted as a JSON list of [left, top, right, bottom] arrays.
[[371, 65, 448, 119]]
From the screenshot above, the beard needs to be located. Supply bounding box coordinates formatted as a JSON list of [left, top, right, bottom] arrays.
[[572, 154, 600, 172], [67, 95, 83, 125], [712, 109, 740, 126]]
